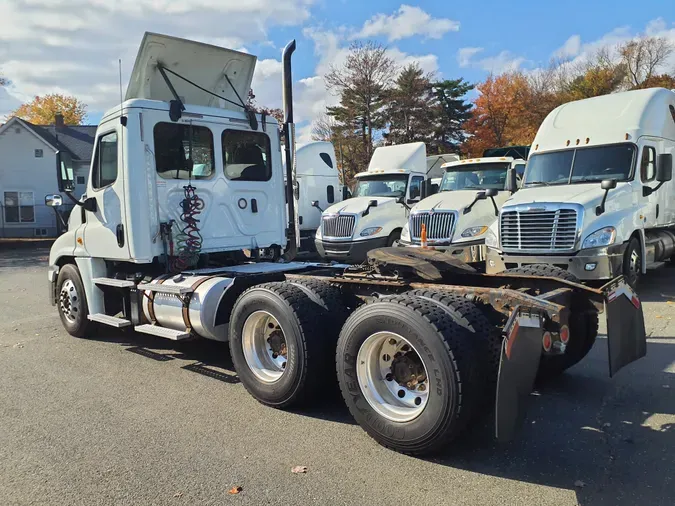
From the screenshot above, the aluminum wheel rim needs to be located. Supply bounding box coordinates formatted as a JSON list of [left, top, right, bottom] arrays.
[[242, 311, 288, 383], [629, 249, 640, 277], [59, 279, 81, 324], [356, 332, 430, 423]]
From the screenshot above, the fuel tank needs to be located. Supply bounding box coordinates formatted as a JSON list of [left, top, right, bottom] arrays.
[[141, 274, 233, 341]]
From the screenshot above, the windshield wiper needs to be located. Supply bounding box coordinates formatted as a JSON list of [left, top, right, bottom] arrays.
[[524, 180, 552, 186]]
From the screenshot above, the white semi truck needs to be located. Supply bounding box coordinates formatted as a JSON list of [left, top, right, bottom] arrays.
[[486, 88, 675, 287], [398, 156, 526, 265], [314, 143, 455, 263], [45, 32, 646, 456]]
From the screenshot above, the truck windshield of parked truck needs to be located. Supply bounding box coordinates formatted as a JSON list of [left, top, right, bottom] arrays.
[[524, 144, 636, 186], [439, 163, 509, 192], [353, 174, 409, 198]]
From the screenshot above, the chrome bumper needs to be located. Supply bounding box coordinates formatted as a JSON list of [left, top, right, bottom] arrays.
[[486, 243, 627, 280], [398, 239, 486, 264]]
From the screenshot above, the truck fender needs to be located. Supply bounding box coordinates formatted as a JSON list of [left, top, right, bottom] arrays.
[[637, 229, 647, 274], [74, 257, 107, 315]]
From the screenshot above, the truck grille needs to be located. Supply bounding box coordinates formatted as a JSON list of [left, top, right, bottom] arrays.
[[501, 208, 578, 252], [410, 211, 457, 241], [321, 214, 356, 238]]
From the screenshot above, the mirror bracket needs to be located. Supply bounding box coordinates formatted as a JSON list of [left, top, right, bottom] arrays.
[[464, 191, 487, 215], [83, 197, 97, 213]]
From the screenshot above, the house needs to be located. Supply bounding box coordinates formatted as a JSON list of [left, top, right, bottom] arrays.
[[0, 113, 96, 238]]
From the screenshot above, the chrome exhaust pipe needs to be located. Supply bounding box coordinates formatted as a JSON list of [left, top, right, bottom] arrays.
[[282, 39, 298, 261]]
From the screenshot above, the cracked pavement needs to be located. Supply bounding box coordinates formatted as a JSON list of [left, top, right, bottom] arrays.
[[0, 246, 673, 506]]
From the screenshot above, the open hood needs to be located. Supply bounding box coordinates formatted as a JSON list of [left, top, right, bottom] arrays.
[[126, 32, 257, 110]]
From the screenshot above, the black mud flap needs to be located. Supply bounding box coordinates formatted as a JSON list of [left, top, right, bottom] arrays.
[[495, 309, 543, 442], [604, 279, 646, 377]]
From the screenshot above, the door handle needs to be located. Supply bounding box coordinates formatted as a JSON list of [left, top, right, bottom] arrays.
[[116, 224, 125, 247], [251, 199, 258, 213]]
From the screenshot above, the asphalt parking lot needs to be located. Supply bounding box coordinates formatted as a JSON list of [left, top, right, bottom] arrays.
[[1, 246, 674, 506]]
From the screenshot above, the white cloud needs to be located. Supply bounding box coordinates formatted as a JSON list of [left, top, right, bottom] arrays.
[[457, 47, 484, 67], [0, 0, 316, 118], [354, 4, 459, 42], [553, 35, 582, 59], [457, 47, 525, 73]]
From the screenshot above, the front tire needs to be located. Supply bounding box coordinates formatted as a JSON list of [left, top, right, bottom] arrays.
[[336, 295, 481, 455], [56, 263, 93, 338], [387, 229, 401, 247], [622, 236, 642, 288], [229, 282, 330, 408]]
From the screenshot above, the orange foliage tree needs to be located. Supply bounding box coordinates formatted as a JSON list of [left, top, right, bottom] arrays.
[[12, 93, 87, 125]]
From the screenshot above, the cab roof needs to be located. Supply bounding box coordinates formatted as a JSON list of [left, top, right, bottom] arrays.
[[441, 156, 519, 169]]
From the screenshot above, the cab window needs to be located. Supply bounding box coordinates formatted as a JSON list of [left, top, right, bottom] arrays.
[[409, 176, 424, 199], [222, 130, 272, 181], [92, 131, 118, 189], [640, 146, 656, 182], [154, 123, 214, 180]]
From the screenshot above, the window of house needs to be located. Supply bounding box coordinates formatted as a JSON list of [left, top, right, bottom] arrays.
[[222, 130, 272, 181], [641, 146, 656, 182], [154, 123, 214, 180], [4, 191, 35, 223], [34, 149, 43, 158], [76, 176, 86, 185], [409, 176, 425, 199], [92, 131, 119, 189]]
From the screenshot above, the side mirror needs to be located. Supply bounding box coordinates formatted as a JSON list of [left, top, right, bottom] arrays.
[[505, 168, 518, 193], [56, 150, 75, 193], [476, 191, 488, 200], [596, 179, 617, 216], [656, 154, 673, 182], [311, 200, 324, 213], [45, 194, 63, 207], [362, 199, 378, 217], [485, 188, 499, 198]]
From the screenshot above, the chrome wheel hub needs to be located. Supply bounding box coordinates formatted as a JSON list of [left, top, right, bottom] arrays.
[[59, 279, 80, 324], [356, 332, 430, 422], [242, 311, 288, 383]]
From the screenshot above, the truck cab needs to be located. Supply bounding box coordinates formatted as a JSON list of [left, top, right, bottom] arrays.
[[486, 88, 675, 286], [314, 142, 429, 263], [399, 156, 525, 265]]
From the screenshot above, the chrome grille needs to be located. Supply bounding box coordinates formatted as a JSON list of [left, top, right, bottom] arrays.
[[410, 211, 456, 241], [321, 214, 356, 238], [501, 208, 578, 252]]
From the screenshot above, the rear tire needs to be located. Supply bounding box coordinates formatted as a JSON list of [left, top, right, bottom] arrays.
[[229, 282, 330, 408], [504, 264, 598, 378], [336, 295, 482, 455], [56, 263, 94, 338]]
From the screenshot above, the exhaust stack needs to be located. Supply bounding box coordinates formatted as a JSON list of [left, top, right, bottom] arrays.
[[282, 39, 298, 261]]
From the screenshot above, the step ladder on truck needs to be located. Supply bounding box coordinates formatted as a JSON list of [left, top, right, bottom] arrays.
[[45, 32, 647, 456]]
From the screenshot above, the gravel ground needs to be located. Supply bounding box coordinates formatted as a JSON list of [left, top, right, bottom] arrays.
[[0, 247, 673, 506]]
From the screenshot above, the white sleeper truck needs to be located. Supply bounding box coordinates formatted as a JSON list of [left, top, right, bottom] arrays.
[[46, 32, 646, 456], [399, 156, 526, 265], [486, 88, 675, 287]]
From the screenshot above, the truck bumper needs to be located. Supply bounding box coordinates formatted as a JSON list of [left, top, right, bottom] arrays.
[[486, 243, 627, 280], [315, 236, 389, 263], [398, 239, 486, 264]]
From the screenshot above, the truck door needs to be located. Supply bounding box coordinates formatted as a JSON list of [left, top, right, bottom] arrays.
[[83, 127, 130, 259], [637, 141, 660, 228]]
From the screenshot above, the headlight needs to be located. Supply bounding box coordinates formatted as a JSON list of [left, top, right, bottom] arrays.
[[401, 223, 410, 241], [485, 228, 498, 248], [461, 226, 488, 238], [582, 227, 616, 249], [360, 227, 383, 237]]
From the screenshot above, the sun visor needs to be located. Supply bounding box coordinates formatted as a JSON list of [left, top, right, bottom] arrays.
[[125, 32, 257, 110]]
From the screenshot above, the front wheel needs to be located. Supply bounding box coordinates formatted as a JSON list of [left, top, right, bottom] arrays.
[[336, 295, 481, 455], [56, 263, 93, 338], [622, 237, 641, 288], [386, 229, 401, 247]]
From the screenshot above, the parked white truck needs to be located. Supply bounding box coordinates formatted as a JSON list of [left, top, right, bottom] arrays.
[[314, 143, 455, 263], [44, 32, 646, 456], [486, 88, 675, 287], [398, 156, 526, 265]]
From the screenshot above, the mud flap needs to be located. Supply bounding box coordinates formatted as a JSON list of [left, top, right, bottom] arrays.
[[495, 309, 543, 442], [604, 279, 646, 377]]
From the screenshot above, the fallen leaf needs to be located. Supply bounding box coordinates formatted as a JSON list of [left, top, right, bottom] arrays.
[[173, 492, 183, 498], [228, 486, 243, 495], [574, 480, 586, 488], [655, 315, 664, 319], [291, 466, 308, 474]]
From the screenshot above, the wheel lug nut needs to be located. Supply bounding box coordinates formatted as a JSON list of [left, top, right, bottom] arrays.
[[418, 384, 426, 392], [397, 389, 405, 398], [382, 354, 391, 362], [385, 373, 394, 381], [272, 353, 278, 359], [388, 338, 397, 345]]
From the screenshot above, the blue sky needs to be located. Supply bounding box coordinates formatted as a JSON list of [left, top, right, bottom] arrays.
[[0, 1, 673, 141]]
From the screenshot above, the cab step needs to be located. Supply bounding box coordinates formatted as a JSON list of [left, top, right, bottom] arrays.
[[88, 313, 132, 328], [136, 283, 193, 295], [135, 324, 191, 340], [92, 277, 136, 288]]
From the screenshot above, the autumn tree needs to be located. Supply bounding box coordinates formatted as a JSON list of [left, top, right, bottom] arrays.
[[431, 78, 473, 154], [619, 36, 674, 88], [325, 41, 397, 175], [386, 63, 437, 146], [12, 93, 87, 125], [463, 73, 532, 157], [246, 89, 284, 126], [564, 64, 625, 101], [633, 73, 675, 90]]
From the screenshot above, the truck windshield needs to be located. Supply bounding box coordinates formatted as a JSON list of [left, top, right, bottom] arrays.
[[439, 163, 509, 192], [353, 174, 408, 198], [524, 144, 636, 186]]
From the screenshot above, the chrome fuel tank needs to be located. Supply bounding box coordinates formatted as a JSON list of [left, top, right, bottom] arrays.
[[141, 274, 233, 341]]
